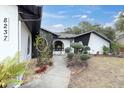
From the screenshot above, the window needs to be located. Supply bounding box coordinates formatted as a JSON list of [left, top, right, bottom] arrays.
[[27, 35, 30, 55]]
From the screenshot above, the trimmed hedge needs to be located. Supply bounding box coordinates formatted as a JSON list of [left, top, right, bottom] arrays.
[[80, 54, 90, 61], [65, 47, 71, 53], [67, 53, 74, 60]]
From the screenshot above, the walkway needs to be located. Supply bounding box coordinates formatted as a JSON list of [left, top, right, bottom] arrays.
[[21, 55, 71, 88]]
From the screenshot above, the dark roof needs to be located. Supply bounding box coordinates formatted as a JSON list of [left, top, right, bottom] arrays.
[[57, 33, 76, 39], [75, 30, 111, 42], [18, 5, 42, 36], [57, 30, 111, 42], [40, 28, 58, 36], [40, 28, 111, 42]]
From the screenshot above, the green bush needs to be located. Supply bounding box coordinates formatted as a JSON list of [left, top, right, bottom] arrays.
[[34, 35, 50, 66], [103, 46, 110, 55], [80, 54, 90, 61], [65, 47, 71, 53], [83, 46, 91, 54], [0, 53, 26, 87], [67, 53, 74, 60], [71, 42, 84, 54], [111, 42, 120, 55]]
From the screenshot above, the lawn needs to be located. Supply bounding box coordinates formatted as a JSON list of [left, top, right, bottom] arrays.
[[68, 56, 124, 88]]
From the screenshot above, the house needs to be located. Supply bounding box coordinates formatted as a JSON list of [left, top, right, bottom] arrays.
[[116, 33, 124, 46], [52, 31, 111, 54], [116, 33, 124, 53], [40, 28, 58, 56], [40, 28, 58, 46], [40, 29, 111, 54], [0, 5, 42, 62]]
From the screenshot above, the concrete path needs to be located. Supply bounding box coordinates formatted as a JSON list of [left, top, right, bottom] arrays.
[[21, 55, 71, 88]]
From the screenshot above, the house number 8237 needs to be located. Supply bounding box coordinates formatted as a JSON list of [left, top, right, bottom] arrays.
[[3, 17, 9, 41]]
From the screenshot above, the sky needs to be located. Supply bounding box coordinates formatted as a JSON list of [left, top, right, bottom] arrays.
[[41, 5, 124, 32]]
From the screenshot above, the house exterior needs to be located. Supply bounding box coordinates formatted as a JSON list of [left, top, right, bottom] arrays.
[[0, 5, 42, 62], [40, 28, 58, 57], [116, 33, 124, 53], [116, 33, 124, 46], [40, 29, 111, 54], [40, 28, 58, 47], [53, 33, 75, 54], [52, 31, 111, 54]]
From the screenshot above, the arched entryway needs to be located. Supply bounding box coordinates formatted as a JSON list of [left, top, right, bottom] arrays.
[[54, 40, 64, 51], [53, 40, 64, 55]]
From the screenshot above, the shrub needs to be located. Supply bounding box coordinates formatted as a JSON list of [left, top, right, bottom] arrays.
[[34, 35, 50, 66], [65, 47, 71, 53], [0, 53, 26, 88], [83, 46, 91, 54], [103, 46, 110, 55], [111, 42, 120, 55], [71, 42, 84, 54], [67, 53, 74, 60], [80, 54, 90, 61]]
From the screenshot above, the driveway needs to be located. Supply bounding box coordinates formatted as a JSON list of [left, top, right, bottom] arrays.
[[21, 55, 71, 88]]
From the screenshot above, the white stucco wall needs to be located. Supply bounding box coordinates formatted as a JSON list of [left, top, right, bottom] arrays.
[[0, 6, 32, 62], [0, 6, 18, 61], [19, 21, 32, 61], [88, 33, 110, 54]]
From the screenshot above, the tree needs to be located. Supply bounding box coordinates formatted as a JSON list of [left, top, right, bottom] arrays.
[[79, 21, 102, 32], [64, 27, 73, 34], [34, 35, 49, 66], [64, 26, 81, 34], [71, 42, 84, 54], [72, 26, 81, 34], [64, 21, 115, 42], [111, 41, 121, 55], [78, 21, 93, 32], [103, 26, 116, 41], [115, 12, 124, 32], [92, 24, 103, 32]]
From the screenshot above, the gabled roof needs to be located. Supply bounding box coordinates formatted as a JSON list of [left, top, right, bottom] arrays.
[[40, 28, 58, 36], [39, 28, 111, 42], [75, 30, 111, 42], [57, 33, 76, 39], [57, 30, 111, 42]]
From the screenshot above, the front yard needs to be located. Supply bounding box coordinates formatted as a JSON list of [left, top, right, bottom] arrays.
[[68, 56, 124, 88]]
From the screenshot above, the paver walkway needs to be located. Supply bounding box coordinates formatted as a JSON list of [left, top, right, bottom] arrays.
[[21, 55, 71, 88]]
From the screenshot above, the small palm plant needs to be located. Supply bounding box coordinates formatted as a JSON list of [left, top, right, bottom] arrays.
[[0, 53, 26, 88]]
